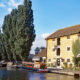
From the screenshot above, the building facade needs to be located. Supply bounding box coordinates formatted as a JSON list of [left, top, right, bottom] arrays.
[[46, 25, 80, 68]]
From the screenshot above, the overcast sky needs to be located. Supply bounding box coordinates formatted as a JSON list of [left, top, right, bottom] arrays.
[[0, 0, 80, 54]]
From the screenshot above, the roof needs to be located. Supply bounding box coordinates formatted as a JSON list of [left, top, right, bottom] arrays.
[[33, 48, 47, 59], [46, 24, 80, 40], [28, 54, 34, 59]]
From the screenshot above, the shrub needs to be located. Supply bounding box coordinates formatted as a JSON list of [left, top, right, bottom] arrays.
[[75, 67, 80, 71], [69, 63, 73, 69], [73, 57, 78, 67], [63, 62, 68, 69], [47, 63, 53, 67], [47, 64, 50, 67], [51, 63, 53, 67], [40, 64, 46, 69]]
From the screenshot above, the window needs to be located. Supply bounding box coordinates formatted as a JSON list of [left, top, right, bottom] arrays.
[[67, 59, 70, 62], [53, 48, 55, 51], [67, 47, 70, 51], [53, 45, 57, 52], [61, 59, 64, 62], [67, 35, 70, 39], [48, 59, 51, 62]]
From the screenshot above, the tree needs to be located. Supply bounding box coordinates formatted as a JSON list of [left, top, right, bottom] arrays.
[[35, 46, 45, 55], [0, 31, 3, 60], [2, 14, 13, 61], [72, 39, 80, 57], [10, 9, 18, 61], [35, 47, 40, 55], [0, 30, 7, 61], [2, 0, 36, 61], [72, 39, 80, 67], [15, 0, 35, 60]]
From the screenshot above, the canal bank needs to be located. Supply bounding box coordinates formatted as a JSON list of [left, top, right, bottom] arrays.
[[50, 69, 80, 78]]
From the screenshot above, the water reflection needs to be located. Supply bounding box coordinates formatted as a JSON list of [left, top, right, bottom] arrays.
[[0, 68, 79, 80]]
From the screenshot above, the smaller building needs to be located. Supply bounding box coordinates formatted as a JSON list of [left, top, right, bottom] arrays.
[[27, 54, 35, 62], [32, 48, 47, 63]]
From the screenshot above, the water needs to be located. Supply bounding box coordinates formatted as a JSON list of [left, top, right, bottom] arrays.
[[0, 68, 79, 80]]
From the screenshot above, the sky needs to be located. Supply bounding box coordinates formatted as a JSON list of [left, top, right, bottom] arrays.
[[0, 0, 80, 54]]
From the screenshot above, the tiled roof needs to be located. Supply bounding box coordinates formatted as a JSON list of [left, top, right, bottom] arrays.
[[33, 48, 47, 58], [46, 24, 80, 40]]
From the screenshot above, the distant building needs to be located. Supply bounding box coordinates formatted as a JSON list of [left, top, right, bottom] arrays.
[[32, 48, 47, 63], [46, 25, 80, 68], [27, 54, 35, 62]]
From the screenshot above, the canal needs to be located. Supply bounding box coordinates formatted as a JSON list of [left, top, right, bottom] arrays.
[[0, 68, 79, 80]]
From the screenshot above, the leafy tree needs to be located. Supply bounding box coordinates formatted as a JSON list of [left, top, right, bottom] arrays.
[[0, 31, 3, 60], [7, 9, 18, 61], [72, 39, 80, 66], [72, 39, 80, 57], [35, 47, 40, 55], [0, 30, 7, 61], [2, 14, 13, 61], [2, 0, 36, 61], [73, 57, 79, 67], [15, 0, 35, 60]]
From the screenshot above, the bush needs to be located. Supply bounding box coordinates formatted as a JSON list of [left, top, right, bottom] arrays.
[[51, 63, 53, 67], [73, 57, 78, 67], [75, 67, 80, 71], [73, 57, 80, 67], [40, 64, 46, 69], [47, 64, 50, 67], [47, 63, 53, 67], [63, 62, 68, 69], [68, 63, 73, 69]]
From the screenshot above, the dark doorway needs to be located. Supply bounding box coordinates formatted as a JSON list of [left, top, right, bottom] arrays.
[[57, 48, 60, 56], [57, 58, 60, 66]]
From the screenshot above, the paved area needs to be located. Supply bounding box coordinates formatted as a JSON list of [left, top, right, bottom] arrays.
[[48, 69, 80, 77]]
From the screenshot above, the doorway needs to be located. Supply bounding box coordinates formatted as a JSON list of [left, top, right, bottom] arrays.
[[57, 58, 60, 66]]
